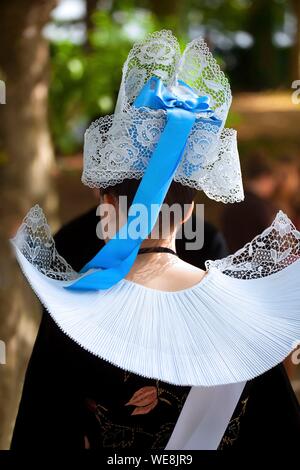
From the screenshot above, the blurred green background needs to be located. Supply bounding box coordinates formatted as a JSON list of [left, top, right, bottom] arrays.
[[1, 0, 300, 450]]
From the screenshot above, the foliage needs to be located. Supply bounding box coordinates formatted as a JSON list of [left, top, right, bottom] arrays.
[[48, 0, 297, 154], [49, 6, 158, 154]]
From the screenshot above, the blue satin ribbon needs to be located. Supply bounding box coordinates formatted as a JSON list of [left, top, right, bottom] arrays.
[[66, 77, 217, 291]]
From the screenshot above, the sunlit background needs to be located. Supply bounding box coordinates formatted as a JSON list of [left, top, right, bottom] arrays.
[[1, 0, 300, 450]]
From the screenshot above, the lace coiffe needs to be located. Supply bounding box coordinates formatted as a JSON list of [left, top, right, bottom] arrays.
[[82, 30, 244, 203]]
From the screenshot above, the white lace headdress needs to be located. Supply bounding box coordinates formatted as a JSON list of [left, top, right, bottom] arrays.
[[82, 30, 244, 203]]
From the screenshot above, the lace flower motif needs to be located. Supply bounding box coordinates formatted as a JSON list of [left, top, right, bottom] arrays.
[[12, 205, 77, 281], [206, 211, 300, 278]]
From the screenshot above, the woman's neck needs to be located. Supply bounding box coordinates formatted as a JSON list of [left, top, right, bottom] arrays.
[[124, 234, 178, 283], [139, 236, 177, 251]]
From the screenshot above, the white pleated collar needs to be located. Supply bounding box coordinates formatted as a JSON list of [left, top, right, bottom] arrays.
[[13, 242, 300, 386], [11, 207, 300, 386]]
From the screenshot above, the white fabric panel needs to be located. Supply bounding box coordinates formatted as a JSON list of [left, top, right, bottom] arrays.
[[165, 382, 246, 449]]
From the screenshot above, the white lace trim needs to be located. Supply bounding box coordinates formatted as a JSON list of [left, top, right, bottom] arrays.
[[206, 210, 300, 277], [82, 30, 242, 203], [11, 207, 300, 386], [116, 30, 231, 120], [176, 35, 232, 121], [82, 110, 243, 202], [12, 205, 77, 281]]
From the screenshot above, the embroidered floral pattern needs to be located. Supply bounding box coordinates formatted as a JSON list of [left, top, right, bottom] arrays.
[[136, 39, 177, 66], [85, 372, 248, 450], [84, 369, 190, 449], [125, 386, 159, 415], [218, 397, 249, 449]]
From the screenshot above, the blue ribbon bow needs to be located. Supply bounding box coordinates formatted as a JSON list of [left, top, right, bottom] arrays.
[[135, 77, 214, 114], [66, 77, 217, 291]]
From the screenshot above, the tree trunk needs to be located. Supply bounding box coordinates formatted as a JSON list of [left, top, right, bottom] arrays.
[[244, 0, 277, 90], [147, 0, 187, 35], [0, 0, 58, 449], [291, 0, 300, 80], [84, 0, 99, 50]]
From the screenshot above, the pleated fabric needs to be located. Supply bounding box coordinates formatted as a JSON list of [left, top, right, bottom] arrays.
[[11, 207, 300, 386]]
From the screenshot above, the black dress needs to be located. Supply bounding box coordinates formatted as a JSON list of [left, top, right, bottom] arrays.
[[11, 208, 300, 450], [221, 190, 277, 253]]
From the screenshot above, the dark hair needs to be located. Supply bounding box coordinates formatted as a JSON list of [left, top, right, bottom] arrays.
[[100, 179, 197, 229]]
